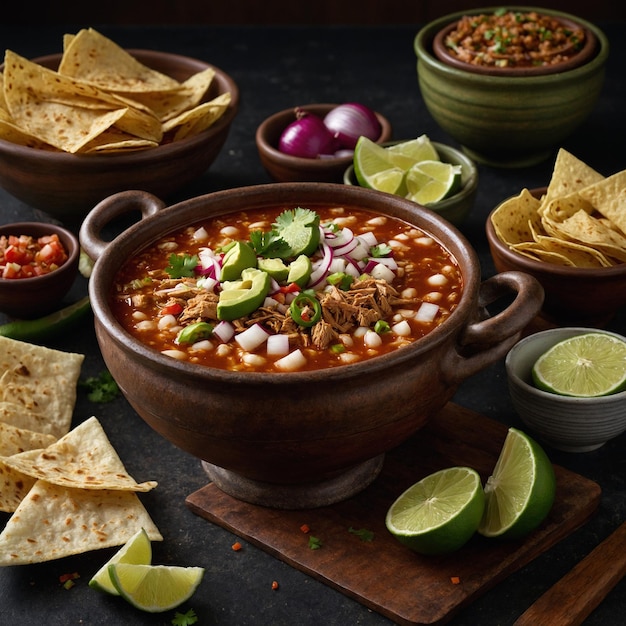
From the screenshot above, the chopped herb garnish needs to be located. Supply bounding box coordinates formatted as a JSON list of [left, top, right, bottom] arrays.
[[370, 243, 392, 258], [172, 608, 199, 626], [79, 370, 120, 403], [165, 253, 199, 278], [349, 527, 375, 542], [308, 535, 323, 550]]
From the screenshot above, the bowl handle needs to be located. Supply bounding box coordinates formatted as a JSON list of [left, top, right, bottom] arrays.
[[79, 190, 166, 260], [442, 271, 544, 385]]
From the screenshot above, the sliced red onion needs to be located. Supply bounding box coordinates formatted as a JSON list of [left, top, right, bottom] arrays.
[[323, 103, 382, 150], [279, 112, 336, 158], [308, 241, 333, 288]]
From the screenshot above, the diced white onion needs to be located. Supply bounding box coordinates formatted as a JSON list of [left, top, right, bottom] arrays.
[[267, 333, 290, 356], [415, 302, 440, 323], [235, 323, 269, 352], [359, 231, 379, 246], [197, 276, 218, 292], [275, 349, 307, 371], [353, 326, 369, 338], [220, 225, 239, 237], [213, 321, 235, 343], [370, 263, 396, 283], [392, 320, 412, 336]]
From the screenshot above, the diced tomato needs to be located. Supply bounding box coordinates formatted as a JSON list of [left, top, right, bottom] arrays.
[[0, 233, 68, 280]]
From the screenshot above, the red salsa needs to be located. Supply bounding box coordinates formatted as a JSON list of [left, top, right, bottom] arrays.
[[109, 204, 463, 373], [0, 234, 68, 279]]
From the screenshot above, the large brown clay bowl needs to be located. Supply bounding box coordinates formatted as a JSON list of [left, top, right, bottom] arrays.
[[80, 183, 544, 509], [0, 50, 239, 225], [255, 104, 392, 183], [487, 188, 626, 327], [0, 221, 80, 319]]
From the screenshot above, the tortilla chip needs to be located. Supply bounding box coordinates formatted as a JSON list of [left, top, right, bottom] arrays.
[[539, 191, 595, 225], [0, 462, 35, 513], [0, 422, 56, 457], [490, 188, 542, 245], [58, 28, 180, 93], [544, 148, 604, 203], [549, 210, 626, 263], [2, 416, 157, 492], [0, 401, 58, 438], [80, 129, 159, 154], [579, 170, 626, 236], [0, 336, 84, 438], [0, 480, 162, 565], [162, 92, 231, 141]]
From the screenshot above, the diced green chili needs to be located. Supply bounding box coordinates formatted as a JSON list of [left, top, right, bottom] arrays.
[[289, 290, 322, 327], [374, 320, 391, 334], [176, 321, 214, 344], [327, 271, 354, 290]]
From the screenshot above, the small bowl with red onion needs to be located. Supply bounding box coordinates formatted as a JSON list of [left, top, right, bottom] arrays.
[[255, 102, 392, 183]]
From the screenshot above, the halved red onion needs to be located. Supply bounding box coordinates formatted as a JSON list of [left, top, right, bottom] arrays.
[[323, 103, 382, 150], [279, 112, 336, 158]]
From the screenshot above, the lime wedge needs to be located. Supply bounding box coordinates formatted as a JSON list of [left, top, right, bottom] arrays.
[[531, 332, 626, 397], [386, 134, 439, 170], [89, 528, 152, 595], [353, 136, 405, 194], [108, 563, 205, 613], [385, 466, 485, 555], [405, 160, 462, 205], [478, 428, 555, 539]]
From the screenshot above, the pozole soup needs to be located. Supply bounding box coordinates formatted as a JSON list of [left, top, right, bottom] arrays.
[[110, 204, 463, 373]]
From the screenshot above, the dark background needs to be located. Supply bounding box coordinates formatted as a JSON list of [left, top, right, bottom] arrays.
[[7, 0, 626, 24]]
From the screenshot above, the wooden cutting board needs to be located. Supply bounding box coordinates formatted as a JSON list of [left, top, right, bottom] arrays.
[[186, 402, 601, 626]]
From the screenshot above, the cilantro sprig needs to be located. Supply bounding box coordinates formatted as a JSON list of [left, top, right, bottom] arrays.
[[165, 253, 199, 278], [79, 370, 120, 403]]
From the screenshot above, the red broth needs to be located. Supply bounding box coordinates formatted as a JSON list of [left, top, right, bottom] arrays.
[[109, 205, 462, 372]]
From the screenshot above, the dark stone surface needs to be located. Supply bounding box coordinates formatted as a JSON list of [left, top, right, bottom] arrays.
[[0, 22, 624, 626]]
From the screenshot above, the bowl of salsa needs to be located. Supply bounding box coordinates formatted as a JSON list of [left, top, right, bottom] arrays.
[[0, 222, 79, 319], [80, 183, 543, 508]]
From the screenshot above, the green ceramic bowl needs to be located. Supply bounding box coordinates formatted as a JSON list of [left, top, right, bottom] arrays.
[[343, 141, 478, 227], [414, 7, 609, 168]]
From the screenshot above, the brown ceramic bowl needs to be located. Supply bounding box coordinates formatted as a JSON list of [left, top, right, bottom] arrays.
[[433, 11, 597, 77], [80, 183, 543, 509], [486, 188, 626, 327], [0, 50, 239, 225], [255, 104, 392, 183], [0, 222, 80, 319]]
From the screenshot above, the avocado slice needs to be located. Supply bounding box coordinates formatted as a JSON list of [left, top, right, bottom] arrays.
[[257, 257, 290, 282], [217, 268, 271, 321], [220, 241, 258, 282]]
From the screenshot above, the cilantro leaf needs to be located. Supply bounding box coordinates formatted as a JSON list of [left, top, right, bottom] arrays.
[[348, 527, 375, 542], [308, 535, 322, 550], [249, 229, 290, 258], [165, 253, 199, 278], [79, 370, 120, 403], [370, 243, 392, 258], [172, 609, 198, 626]]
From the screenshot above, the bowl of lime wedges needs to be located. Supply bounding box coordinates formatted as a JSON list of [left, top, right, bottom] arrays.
[[506, 327, 626, 452], [343, 137, 478, 226]]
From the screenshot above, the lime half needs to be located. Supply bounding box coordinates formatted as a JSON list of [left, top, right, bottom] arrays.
[[385, 466, 485, 555], [108, 563, 205, 613], [532, 332, 626, 397], [478, 428, 555, 539], [405, 160, 462, 205], [89, 528, 152, 595]]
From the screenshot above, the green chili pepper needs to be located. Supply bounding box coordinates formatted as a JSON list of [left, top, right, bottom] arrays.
[[374, 320, 391, 334], [289, 290, 322, 327], [176, 321, 214, 344]]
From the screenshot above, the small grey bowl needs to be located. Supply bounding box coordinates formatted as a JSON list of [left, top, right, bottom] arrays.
[[506, 327, 626, 452], [343, 141, 478, 226]]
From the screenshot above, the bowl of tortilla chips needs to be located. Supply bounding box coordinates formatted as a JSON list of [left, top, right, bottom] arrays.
[[487, 149, 626, 326], [0, 28, 238, 224]]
